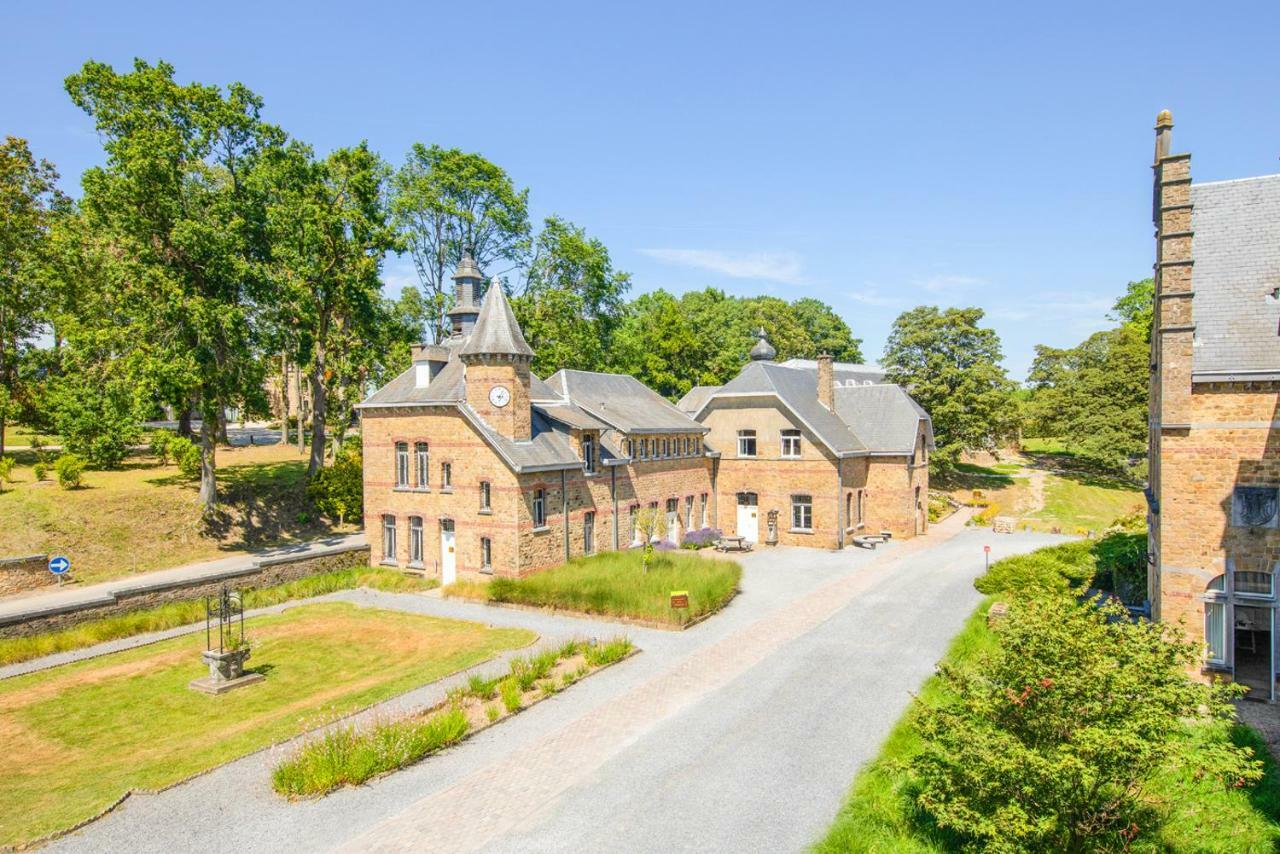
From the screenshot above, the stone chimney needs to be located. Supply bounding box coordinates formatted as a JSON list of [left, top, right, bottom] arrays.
[[817, 353, 834, 410], [1151, 109, 1194, 431]]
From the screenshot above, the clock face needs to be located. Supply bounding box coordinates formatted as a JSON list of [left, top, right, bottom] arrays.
[[488, 385, 511, 408]]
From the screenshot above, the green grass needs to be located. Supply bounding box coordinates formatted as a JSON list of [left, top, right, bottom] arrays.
[[0, 443, 355, 586], [0, 566, 437, 667], [445, 550, 741, 626], [1021, 436, 1074, 455], [817, 604, 1280, 852], [0, 602, 535, 847], [272, 636, 633, 797], [1031, 474, 1145, 533]]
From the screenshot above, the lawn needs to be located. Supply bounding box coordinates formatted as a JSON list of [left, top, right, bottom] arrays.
[[445, 549, 741, 626], [1020, 436, 1074, 455], [0, 443, 356, 586], [1030, 473, 1145, 533], [0, 601, 535, 848]]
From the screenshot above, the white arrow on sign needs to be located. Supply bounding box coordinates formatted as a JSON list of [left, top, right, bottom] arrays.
[[48, 556, 70, 575]]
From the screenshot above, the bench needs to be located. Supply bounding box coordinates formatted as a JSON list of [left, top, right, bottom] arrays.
[[852, 534, 887, 549], [716, 536, 752, 553]]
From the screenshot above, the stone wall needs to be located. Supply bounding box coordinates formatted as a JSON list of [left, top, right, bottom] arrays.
[[0, 554, 53, 597], [0, 544, 370, 639]]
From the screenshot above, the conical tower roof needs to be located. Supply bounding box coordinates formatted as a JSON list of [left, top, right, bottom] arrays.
[[459, 277, 535, 358], [749, 328, 776, 361]]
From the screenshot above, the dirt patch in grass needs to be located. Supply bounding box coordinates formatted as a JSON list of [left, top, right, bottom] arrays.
[[0, 602, 534, 848]]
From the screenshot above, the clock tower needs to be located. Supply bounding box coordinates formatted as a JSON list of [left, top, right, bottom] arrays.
[[460, 277, 534, 441]]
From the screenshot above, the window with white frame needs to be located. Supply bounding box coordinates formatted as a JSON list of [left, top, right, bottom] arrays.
[[414, 442, 429, 488], [441, 461, 452, 490], [737, 429, 757, 457], [583, 433, 596, 474], [480, 537, 492, 570], [791, 495, 813, 531], [685, 495, 694, 528], [382, 514, 397, 562], [781, 429, 801, 458], [630, 504, 640, 545], [395, 443, 409, 487], [532, 488, 546, 527], [479, 480, 491, 512], [584, 511, 595, 555], [1204, 600, 1228, 665], [409, 516, 423, 565]]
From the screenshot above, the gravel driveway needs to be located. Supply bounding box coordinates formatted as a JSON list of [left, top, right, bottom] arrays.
[[45, 517, 1064, 853]]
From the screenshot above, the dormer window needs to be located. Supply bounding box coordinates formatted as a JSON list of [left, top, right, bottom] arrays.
[[582, 433, 597, 474]]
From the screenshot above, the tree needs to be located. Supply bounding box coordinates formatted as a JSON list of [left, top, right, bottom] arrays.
[[262, 141, 397, 475], [633, 505, 668, 572], [610, 291, 706, 399], [66, 59, 284, 517], [791, 297, 863, 362], [883, 306, 1016, 471], [512, 216, 630, 376], [390, 145, 530, 341], [912, 594, 1259, 852], [0, 136, 69, 456], [1110, 277, 1155, 341]]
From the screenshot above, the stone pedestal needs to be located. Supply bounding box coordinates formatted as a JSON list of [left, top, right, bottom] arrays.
[[189, 648, 263, 695]]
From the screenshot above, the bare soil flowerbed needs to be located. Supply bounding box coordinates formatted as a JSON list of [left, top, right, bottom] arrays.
[[271, 637, 635, 798]]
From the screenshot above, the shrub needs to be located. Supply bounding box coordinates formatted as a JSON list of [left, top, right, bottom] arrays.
[[975, 539, 1095, 596], [971, 502, 1000, 527], [33, 462, 47, 481], [499, 677, 522, 713], [0, 455, 14, 493], [167, 435, 201, 478], [910, 595, 1259, 852], [149, 430, 174, 465], [306, 446, 363, 525], [680, 527, 721, 549], [54, 454, 86, 489]]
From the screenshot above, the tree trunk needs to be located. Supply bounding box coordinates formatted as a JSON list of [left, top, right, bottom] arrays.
[[216, 408, 230, 446], [0, 417, 6, 459], [295, 367, 305, 454], [308, 346, 327, 476], [178, 407, 193, 439], [279, 354, 289, 446], [197, 409, 218, 517]]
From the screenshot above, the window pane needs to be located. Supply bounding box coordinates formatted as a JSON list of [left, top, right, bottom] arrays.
[[1236, 571, 1273, 597], [1205, 601, 1227, 663]]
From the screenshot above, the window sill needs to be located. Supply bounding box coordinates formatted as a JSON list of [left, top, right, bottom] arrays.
[[394, 486, 430, 494], [789, 528, 814, 534], [407, 561, 424, 570], [440, 487, 453, 494], [478, 509, 492, 516], [480, 566, 494, 575], [531, 525, 551, 534], [379, 559, 400, 568]]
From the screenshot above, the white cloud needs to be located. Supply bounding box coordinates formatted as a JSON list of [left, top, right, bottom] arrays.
[[639, 248, 804, 285], [846, 287, 901, 307]]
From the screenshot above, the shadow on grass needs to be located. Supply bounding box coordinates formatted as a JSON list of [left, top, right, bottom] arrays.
[[935, 462, 1016, 491]]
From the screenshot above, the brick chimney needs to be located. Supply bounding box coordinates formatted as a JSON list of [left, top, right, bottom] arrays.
[[817, 353, 834, 410]]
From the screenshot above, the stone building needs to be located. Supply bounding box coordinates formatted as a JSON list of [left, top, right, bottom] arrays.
[[1147, 111, 1280, 700], [680, 331, 932, 549], [359, 255, 933, 581], [358, 254, 712, 582]]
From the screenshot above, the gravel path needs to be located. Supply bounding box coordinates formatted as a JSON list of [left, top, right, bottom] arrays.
[[44, 519, 1066, 853]]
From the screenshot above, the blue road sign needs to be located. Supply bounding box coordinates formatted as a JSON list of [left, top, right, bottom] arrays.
[[48, 556, 70, 575]]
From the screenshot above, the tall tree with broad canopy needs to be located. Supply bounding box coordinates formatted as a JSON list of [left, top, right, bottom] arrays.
[[66, 59, 284, 517], [0, 136, 69, 456], [791, 297, 864, 362], [882, 305, 1016, 472], [390, 145, 530, 342], [512, 215, 631, 376], [261, 140, 398, 475]]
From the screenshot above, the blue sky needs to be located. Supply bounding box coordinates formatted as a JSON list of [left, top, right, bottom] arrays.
[[4, 1, 1278, 379]]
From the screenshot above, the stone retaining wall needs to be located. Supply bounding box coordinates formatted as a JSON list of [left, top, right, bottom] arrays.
[[0, 544, 370, 639], [0, 554, 53, 597]]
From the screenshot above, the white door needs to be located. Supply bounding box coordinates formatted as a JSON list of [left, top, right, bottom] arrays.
[[440, 521, 456, 585], [737, 493, 759, 543]]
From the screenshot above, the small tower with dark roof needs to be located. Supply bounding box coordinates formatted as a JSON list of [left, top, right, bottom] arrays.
[[461, 277, 534, 441], [447, 251, 485, 338], [749, 328, 776, 362]]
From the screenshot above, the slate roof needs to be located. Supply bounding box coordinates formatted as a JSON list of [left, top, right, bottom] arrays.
[[459, 280, 534, 358], [697, 361, 932, 456], [544, 370, 706, 434], [676, 385, 722, 414], [776, 358, 887, 386], [834, 384, 935, 455], [1190, 174, 1280, 380]]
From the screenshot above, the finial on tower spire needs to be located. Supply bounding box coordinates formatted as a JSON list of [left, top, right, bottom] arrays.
[[749, 328, 776, 362]]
